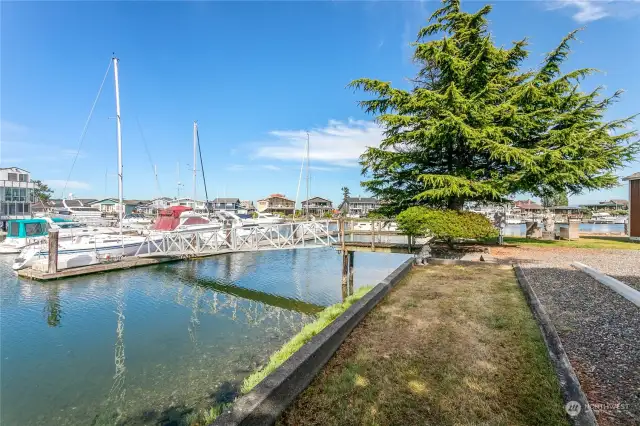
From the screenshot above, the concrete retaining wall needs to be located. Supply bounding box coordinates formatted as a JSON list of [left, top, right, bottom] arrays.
[[213, 257, 415, 426]]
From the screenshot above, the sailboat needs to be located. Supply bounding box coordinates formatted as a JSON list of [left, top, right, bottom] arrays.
[[13, 57, 150, 271]]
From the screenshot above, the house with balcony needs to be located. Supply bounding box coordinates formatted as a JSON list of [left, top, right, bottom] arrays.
[[1, 167, 36, 229], [301, 197, 334, 216], [338, 197, 381, 218], [212, 198, 241, 212], [169, 197, 212, 214], [257, 193, 295, 216], [137, 197, 172, 215], [239, 200, 256, 215]]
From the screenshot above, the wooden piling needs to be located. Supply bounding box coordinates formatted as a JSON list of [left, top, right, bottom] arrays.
[[48, 229, 59, 274], [348, 251, 354, 296], [371, 220, 375, 250], [341, 250, 349, 301]]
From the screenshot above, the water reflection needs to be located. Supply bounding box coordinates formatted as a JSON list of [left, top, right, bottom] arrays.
[[43, 285, 62, 327], [0, 248, 409, 425]]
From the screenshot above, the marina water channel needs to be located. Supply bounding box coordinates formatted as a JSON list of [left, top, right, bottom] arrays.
[[1, 247, 410, 425]]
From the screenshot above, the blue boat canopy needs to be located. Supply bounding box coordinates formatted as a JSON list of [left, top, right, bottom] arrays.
[[6, 218, 72, 238]]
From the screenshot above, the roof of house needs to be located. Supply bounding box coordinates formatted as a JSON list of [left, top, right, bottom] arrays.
[[0, 167, 29, 173], [302, 197, 333, 204], [622, 172, 640, 181], [609, 199, 629, 205], [259, 194, 294, 202], [88, 198, 118, 204], [53, 199, 84, 208], [551, 206, 582, 210], [345, 197, 379, 203], [212, 198, 240, 203], [515, 200, 543, 209]]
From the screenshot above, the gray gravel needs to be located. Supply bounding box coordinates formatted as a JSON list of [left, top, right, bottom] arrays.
[[520, 261, 640, 425], [497, 248, 640, 291]]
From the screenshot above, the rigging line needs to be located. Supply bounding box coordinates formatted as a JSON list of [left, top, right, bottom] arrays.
[[196, 126, 210, 215], [61, 58, 113, 198], [135, 117, 163, 197], [294, 143, 305, 218]]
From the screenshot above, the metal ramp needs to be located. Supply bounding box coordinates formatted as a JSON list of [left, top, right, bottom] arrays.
[[134, 220, 339, 258]]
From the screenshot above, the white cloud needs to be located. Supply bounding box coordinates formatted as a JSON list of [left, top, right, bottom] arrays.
[[44, 180, 91, 190], [255, 119, 384, 167], [226, 164, 247, 172], [548, 0, 640, 22], [262, 165, 281, 171]]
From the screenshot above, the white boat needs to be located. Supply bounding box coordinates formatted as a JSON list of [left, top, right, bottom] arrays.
[[12, 234, 150, 270], [0, 218, 116, 254], [589, 212, 616, 224], [121, 213, 153, 229], [254, 212, 284, 225], [13, 57, 150, 271]]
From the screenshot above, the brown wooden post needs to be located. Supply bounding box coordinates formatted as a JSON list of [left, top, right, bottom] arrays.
[[48, 229, 59, 274], [339, 218, 345, 251], [348, 251, 354, 296], [371, 220, 375, 250], [341, 249, 349, 301]]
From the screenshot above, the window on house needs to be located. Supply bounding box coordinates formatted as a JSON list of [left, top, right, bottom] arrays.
[[19, 189, 26, 202], [7, 173, 17, 181], [18, 174, 27, 182]]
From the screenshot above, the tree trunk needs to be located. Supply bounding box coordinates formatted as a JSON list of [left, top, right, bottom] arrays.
[[447, 197, 464, 211]]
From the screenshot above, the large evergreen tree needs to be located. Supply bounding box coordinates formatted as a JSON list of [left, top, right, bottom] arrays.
[[350, 0, 638, 214]]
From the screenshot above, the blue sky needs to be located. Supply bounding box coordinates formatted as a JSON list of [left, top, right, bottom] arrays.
[[1, 0, 639, 206]]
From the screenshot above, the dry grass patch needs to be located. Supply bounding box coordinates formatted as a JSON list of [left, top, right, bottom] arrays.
[[279, 265, 569, 426]]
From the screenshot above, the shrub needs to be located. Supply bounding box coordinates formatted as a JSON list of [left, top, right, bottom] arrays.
[[397, 206, 430, 237], [398, 207, 498, 247]]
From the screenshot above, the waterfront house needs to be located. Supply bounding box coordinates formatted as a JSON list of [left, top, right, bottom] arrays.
[[580, 199, 629, 212], [623, 172, 640, 241], [338, 197, 380, 218], [88, 198, 119, 214], [551, 206, 583, 221], [87, 198, 147, 216], [301, 197, 334, 216], [239, 200, 256, 215], [212, 198, 241, 212], [0, 167, 35, 229], [137, 197, 172, 215], [169, 197, 212, 214], [257, 194, 295, 215]]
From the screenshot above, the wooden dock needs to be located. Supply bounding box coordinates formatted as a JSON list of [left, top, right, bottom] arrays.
[[17, 256, 180, 281], [333, 241, 422, 254]]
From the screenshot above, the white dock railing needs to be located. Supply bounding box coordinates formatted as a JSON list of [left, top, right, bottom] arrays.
[[134, 220, 339, 257]]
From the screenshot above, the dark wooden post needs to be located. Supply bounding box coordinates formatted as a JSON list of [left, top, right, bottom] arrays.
[[371, 220, 375, 250], [348, 251, 354, 296], [341, 249, 349, 301], [48, 229, 59, 274]]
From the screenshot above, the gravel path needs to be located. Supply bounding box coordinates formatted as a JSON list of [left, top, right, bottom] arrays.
[[517, 257, 640, 425], [493, 247, 640, 291]]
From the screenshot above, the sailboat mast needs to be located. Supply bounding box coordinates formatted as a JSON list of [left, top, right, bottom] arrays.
[[193, 121, 197, 203], [306, 132, 310, 219], [113, 56, 124, 240]]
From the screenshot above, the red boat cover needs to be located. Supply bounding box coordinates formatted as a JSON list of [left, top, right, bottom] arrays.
[[153, 206, 192, 231]]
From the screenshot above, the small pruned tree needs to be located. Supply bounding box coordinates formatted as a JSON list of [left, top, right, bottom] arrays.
[[396, 206, 431, 250], [398, 206, 498, 248]]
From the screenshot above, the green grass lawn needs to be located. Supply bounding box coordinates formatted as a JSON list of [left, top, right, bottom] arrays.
[[503, 236, 639, 250], [279, 265, 569, 426]]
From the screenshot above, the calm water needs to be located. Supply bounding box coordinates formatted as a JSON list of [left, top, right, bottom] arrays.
[[0, 248, 409, 425], [503, 223, 625, 237]]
